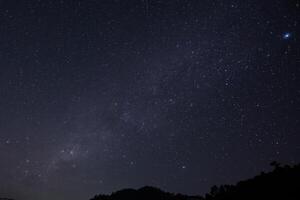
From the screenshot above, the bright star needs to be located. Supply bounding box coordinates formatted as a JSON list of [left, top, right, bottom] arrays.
[[283, 32, 291, 39]]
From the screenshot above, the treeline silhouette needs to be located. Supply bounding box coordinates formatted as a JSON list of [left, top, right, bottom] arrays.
[[90, 162, 300, 200]]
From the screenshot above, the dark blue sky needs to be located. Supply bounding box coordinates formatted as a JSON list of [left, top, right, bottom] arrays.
[[0, 1, 299, 200]]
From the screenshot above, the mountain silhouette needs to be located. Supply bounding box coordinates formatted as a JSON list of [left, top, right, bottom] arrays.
[[91, 186, 202, 200], [91, 162, 300, 200]]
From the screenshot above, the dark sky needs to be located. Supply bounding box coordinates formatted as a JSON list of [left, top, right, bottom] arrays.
[[0, 0, 299, 200]]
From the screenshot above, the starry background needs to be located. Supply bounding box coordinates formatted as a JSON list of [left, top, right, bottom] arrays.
[[0, 0, 299, 200]]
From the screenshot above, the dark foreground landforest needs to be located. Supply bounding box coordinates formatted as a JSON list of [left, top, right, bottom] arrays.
[[90, 162, 300, 200]]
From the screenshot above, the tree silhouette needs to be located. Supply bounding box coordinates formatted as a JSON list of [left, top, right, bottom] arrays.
[[90, 162, 300, 200]]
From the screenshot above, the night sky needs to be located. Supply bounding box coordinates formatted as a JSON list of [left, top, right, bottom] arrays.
[[0, 1, 299, 200]]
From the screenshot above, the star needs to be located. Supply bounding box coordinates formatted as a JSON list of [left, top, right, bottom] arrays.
[[283, 32, 291, 39]]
